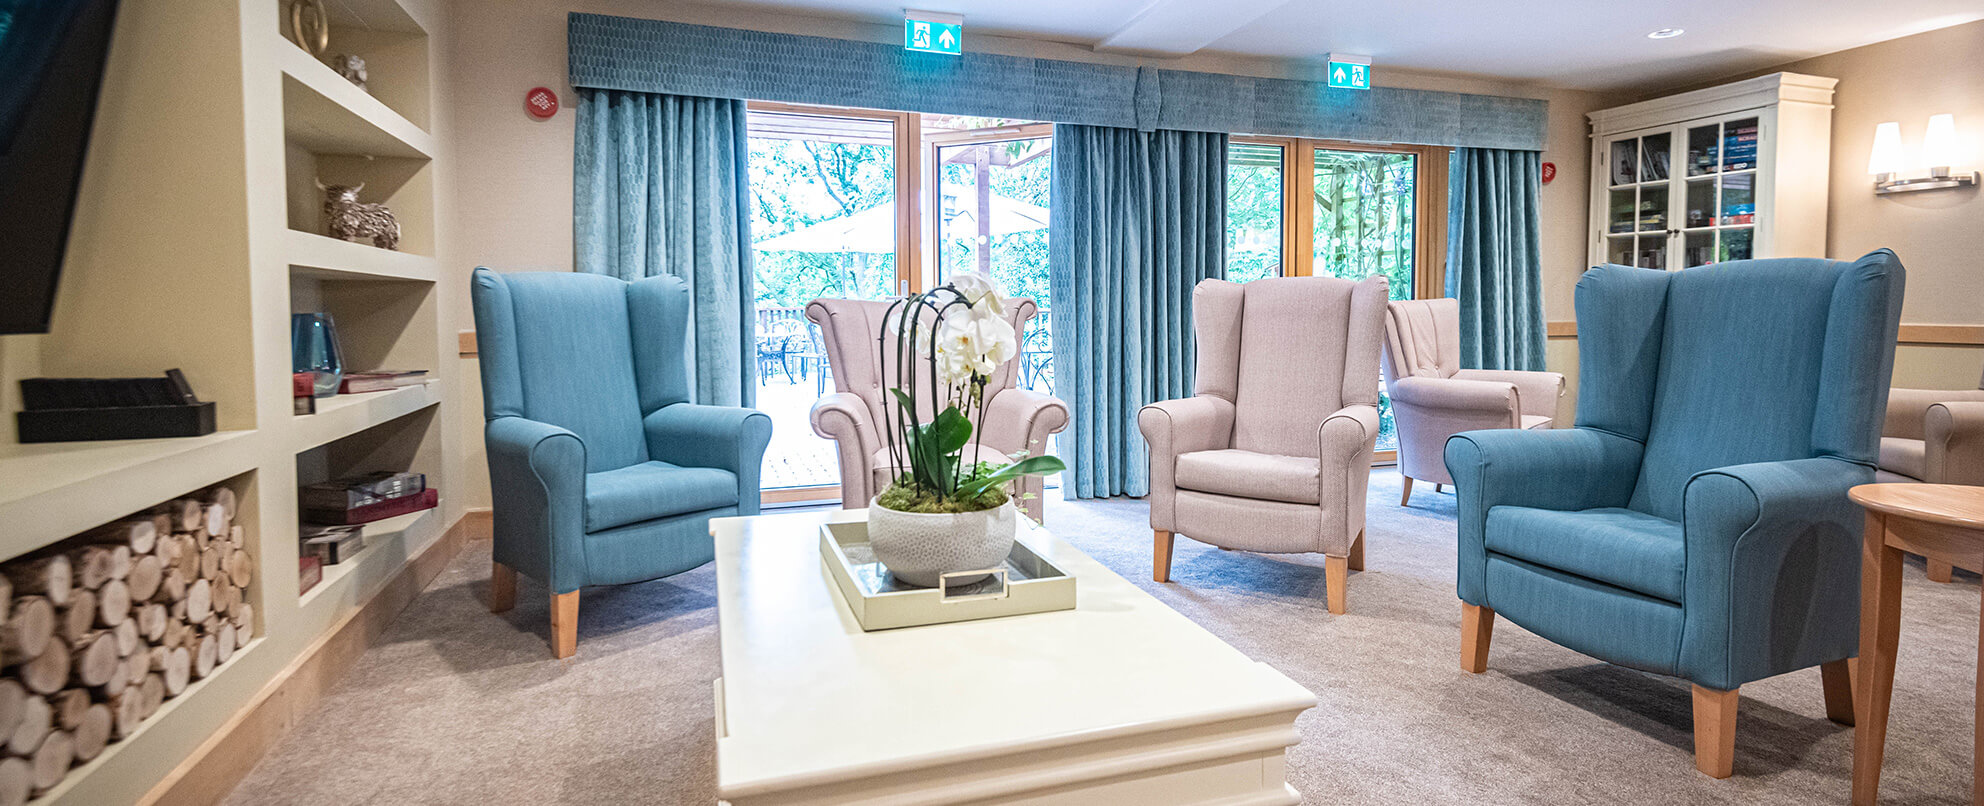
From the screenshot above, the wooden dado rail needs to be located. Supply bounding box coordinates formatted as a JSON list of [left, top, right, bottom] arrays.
[[464, 325, 1984, 356], [1546, 322, 1984, 346]]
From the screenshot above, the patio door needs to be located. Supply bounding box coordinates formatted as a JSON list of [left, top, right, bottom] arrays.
[[745, 103, 920, 501], [1225, 137, 1449, 462]]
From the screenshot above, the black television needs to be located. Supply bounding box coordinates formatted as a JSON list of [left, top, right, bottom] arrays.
[[0, 0, 122, 334]]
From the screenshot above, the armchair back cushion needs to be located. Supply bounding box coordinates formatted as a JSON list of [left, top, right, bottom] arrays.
[[1198, 277, 1386, 458], [1575, 253, 1904, 521], [806, 297, 1038, 433], [473, 270, 695, 474], [1380, 297, 1462, 386]]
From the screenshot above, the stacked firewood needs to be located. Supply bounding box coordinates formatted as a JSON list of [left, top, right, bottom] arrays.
[[0, 486, 253, 804]]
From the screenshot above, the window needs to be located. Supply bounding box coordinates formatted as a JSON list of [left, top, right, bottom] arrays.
[[1225, 142, 1286, 282], [1224, 138, 1449, 458], [745, 106, 1056, 499], [747, 106, 912, 493]]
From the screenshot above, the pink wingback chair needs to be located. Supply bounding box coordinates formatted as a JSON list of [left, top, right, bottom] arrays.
[[1878, 363, 1984, 582], [1381, 298, 1563, 506], [806, 297, 1068, 522], [1139, 276, 1387, 615]]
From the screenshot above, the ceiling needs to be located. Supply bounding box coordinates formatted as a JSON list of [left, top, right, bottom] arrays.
[[672, 0, 1984, 91]]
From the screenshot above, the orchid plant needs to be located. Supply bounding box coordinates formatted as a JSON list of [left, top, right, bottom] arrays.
[[876, 272, 1066, 514]]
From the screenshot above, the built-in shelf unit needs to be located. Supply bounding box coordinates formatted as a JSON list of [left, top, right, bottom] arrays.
[[0, 0, 450, 801]]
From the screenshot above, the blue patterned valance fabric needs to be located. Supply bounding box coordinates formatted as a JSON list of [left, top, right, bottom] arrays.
[[568, 13, 1548, 150]]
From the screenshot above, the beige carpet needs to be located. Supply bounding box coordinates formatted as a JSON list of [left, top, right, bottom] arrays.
[[224, 469, 1981, 805]]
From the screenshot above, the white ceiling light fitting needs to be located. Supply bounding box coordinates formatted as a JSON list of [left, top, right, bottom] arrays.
[[1646, 28, 1685, 40]]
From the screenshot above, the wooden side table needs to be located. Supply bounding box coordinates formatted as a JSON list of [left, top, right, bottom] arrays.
[[1850, 483, 1984, 805]]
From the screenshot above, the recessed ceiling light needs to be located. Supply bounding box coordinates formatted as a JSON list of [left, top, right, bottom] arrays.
[[1647, 28, 1685, 39]]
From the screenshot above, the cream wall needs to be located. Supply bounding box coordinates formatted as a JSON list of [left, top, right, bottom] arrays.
[[439, 0, 1603, 506], [1549, 20, 1984, 404]]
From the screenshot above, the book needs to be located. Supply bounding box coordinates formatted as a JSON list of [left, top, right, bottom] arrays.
[[299, 555, 323, 594], [303, 487, 438, 525], [338, 370, 428, 395], [300, 472, 426, 510], [302, 525, 366, 565]]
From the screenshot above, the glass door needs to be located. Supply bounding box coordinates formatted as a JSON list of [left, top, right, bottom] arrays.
[[924, 117, 1055, 399], [1311, 146, 1418, 451], [1680, 116, 1759, 267], [1603, 131, 1674, 269], [746, 106, 912, 494]]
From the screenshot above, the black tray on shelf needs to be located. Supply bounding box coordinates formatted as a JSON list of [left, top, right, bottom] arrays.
[[16, 402, 217, 443]]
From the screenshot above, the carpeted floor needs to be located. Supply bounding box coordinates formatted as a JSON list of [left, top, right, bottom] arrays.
[[224, 469, 1981, 805]]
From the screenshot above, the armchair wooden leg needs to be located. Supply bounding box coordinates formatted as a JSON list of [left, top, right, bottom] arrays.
[[1348, 529, 1365, 571], [489, 562, 517, 613], [1400, 476, 1414, 506], [1692, 685, 1740, 779], [1325, 555, 1348, 615], [1435, 483, 1445, 494], [1821, 659, 1855, 726], [1928, 558, 1955, 583], [1153, 530, 1174, 583], [550, 590, 580, 659], [1461, 603, 1494, 673]]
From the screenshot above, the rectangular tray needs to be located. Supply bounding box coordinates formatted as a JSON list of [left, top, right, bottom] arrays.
[[820, 519, 1076, 631]]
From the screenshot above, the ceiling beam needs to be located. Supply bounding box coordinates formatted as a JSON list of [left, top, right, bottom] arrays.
[[1093, 0, 1293, 57]]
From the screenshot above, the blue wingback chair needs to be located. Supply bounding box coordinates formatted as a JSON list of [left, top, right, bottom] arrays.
[[471, 268, 771, 658], [1445, 251, 1904, 779]]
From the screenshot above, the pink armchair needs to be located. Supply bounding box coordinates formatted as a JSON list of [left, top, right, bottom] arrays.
[[1878, 364, 1984, 581], [1139, 276, 1387, 614], [1381, 298, 1563, 506], [806, 297, 1068, 522]]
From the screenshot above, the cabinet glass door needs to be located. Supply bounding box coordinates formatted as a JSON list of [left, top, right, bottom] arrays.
[[1603, 133, 1674, 269], [1677, 116, 1759, 268]]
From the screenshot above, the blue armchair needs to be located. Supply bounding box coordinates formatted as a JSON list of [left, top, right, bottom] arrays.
[[1445, 251, 1904, 778], [470, 268, 771, 658]]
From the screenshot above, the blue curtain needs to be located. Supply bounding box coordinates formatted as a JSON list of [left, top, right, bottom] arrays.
[[574, 90, 756, 407], [1049, 125, 1227, 498], [1445, 147, 1547, 371]]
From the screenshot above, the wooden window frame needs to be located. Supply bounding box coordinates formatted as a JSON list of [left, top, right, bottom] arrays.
[[919, 122, 1054, 290]]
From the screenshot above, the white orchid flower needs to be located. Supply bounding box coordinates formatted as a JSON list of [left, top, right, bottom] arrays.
[[946, 271, 1007, 318]]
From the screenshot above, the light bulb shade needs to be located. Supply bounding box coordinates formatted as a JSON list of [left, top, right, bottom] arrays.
[[1922, 113, 1958, 169], [1868, 121, 1904, 175]]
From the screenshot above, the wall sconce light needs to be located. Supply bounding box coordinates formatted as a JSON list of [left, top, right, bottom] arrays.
[[1871, 114, 1978, 194]]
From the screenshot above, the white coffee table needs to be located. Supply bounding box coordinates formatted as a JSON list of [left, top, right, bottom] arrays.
[[712, 509, 1316, 806]]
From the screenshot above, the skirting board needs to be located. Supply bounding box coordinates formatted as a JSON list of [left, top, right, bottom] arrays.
[[139, 509, 491, 805]]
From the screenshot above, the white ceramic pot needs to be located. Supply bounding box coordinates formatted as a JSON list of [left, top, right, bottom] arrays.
[[866, 498, 1017, 588]]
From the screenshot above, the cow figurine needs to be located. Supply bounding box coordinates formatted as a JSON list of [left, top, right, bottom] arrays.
[[318, 181, 399, 251]]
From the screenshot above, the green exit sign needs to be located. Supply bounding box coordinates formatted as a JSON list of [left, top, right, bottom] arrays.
[[904, 13, 963, 56], [1327, 54, 1371, 90]]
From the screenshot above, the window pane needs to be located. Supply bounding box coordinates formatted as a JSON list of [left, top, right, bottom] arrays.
[[1225, 142, 1284, 282], [1312, 150, 1415, 300], [1313, 148, 1416, 451], [747, 111, 898, 489], [933, 133, 1053, 399]]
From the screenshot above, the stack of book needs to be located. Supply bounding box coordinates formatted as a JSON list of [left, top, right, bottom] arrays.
[[300, 471, 436, 525], [339, 369, 429, 394], [1722, 124, 1758, 171]]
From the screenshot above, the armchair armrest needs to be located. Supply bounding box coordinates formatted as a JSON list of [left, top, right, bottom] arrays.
[[980, 388, 1069, 458], [811, 392, 881, 506], [1392, 376, 1518, 421], [1886, 387, 1984, 440], [484, 416, 589, 593], [1453, 368, 1565, 423], [644, 404, 773, 515], [1678, 456, 1870, 689], [1927, 401, 1984, 486], [1316, 404, 1380, 556], [1137, 396, 1236, 530], [1445, 427, 1644, 603]]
